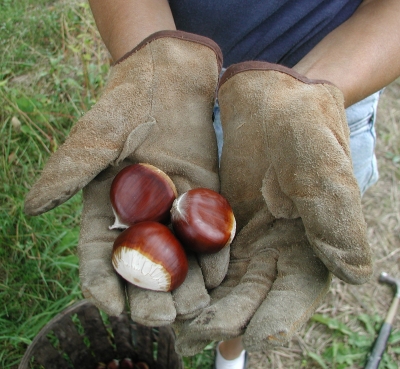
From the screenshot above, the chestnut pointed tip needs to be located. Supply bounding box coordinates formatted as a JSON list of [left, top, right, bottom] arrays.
[[109, 223, 128, 230], [109, 208, 129, 230], [171, 193, 188, 222]]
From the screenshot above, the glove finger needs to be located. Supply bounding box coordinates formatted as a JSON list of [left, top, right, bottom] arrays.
[[128, 252, 211, 325], [243, 220, 331, 352], [78, 169, 127, 316], [209, 257, 249, 303], [172, 253, 210, 320], [175, 248, 278, 356], [197, 245, 230, 289], [127, 284, 176, 326], [79, 238, 126, 317], [262, 68, 371, 284]]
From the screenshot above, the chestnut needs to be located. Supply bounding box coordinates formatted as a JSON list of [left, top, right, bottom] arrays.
[[106, 359, 119, 369], [171, 188, 236, 254], [110, 163, 177, 229], [111, 221, 188, 292], [119, 358, 134, 369]]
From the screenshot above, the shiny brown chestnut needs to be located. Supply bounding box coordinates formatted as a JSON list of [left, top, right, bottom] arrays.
[[171, 188, 236, 254], [109, 163, 177, 229], [111, 221, 188, 292]]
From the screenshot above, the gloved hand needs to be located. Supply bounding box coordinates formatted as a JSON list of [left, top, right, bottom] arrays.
[[175, 61, 373, 354], [24, 31, 229, 326]]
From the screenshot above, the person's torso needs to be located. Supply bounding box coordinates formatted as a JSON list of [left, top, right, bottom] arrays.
[[168, 0, 363, 67]]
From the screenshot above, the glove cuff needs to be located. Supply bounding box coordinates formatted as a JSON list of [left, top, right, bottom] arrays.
[[219, 60, 336, 90], [115, 30, 223, 70]]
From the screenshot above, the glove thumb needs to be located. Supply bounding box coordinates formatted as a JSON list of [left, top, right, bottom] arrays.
[[24, 108, 155, 216]]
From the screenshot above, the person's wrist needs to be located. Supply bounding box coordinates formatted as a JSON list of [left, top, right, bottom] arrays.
[[109, 26, 177, 61], [292, 62, 354, 107], [89, 0, 177, 61]]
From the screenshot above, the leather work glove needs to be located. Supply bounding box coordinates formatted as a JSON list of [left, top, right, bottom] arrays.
[[175, 61, 373, 355], [24, 31, 229, 326]]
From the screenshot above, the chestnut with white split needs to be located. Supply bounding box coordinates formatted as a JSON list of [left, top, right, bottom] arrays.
[[171, 188, 236, 254], [109, 163, 177, 229], [112, 221, 188, 292]]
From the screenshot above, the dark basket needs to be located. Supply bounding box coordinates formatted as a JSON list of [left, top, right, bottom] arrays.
[[18, 299, 183, 369]]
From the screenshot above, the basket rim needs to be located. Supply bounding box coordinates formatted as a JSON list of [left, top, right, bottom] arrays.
[[19, 299, 184, 369], [18, 299, 94, 369]]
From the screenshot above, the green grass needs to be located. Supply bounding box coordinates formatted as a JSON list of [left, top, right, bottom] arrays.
[[306, 314, 400, 369], [1, 0, 104, 367]]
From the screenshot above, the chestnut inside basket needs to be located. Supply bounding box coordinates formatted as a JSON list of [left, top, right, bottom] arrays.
[[19, 299, 183, 369]]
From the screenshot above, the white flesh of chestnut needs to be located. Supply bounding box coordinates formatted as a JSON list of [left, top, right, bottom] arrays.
[[112, 247, 171, 291]]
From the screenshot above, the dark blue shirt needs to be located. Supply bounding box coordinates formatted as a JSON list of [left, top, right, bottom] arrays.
[[169, 0, 363, 67]]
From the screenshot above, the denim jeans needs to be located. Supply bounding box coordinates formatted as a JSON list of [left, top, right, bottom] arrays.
[[213, 91, 380, 196]]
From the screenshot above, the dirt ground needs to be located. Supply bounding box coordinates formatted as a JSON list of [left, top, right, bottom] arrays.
[[247, 80, 400, 369]]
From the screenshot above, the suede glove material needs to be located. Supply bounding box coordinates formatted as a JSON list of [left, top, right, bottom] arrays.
[[218, 61, 372, 284], [175, 61, 372, 355], [24, 31, 228, 325]]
